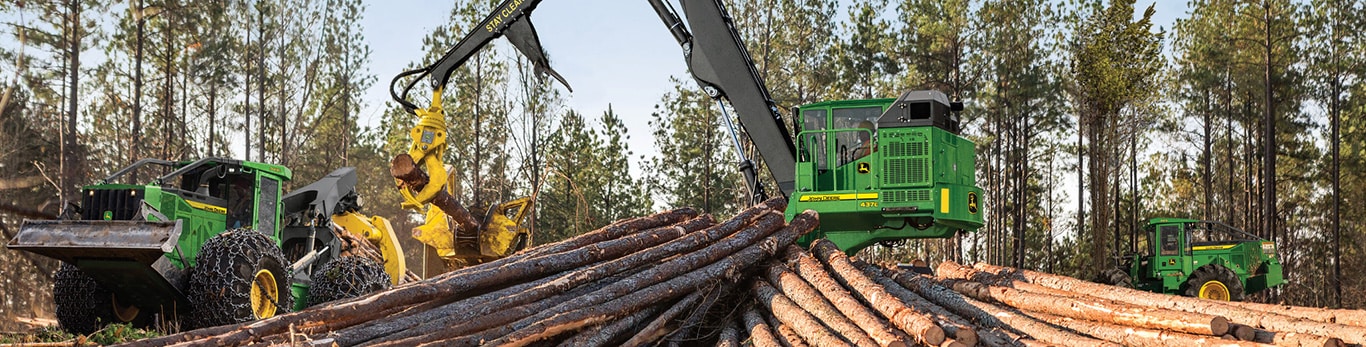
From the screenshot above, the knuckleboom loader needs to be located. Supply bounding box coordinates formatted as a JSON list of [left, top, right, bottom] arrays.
[[390, 0, 983, 260], [7, 159, 408, 333]]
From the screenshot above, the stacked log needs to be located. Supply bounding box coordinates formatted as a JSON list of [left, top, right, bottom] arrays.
[[115, 199, 838, 347], [112, 199, 1366, 347]]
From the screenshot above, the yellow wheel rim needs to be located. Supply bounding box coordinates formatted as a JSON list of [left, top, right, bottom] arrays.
[[1198, 280, 1231, 301], [110, 294, 140, 322], [250, 269, 279, 319]]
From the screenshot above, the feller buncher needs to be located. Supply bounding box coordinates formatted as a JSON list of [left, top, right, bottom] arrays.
[[1099, 218, 1285, 301], [388, 0, 984, 265], [7, 159, 408, 334]]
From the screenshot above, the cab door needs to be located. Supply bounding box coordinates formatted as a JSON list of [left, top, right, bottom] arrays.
[[1153, 223, 1186, 291]]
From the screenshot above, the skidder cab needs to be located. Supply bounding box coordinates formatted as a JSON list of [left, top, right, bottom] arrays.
[[1100, 218, 1284, 301]]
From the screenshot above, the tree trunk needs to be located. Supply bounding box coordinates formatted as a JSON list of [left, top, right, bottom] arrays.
[[764, 261, 893, 347], [1252, 330, 1345, 347], [752, 279, 854, 347], [810, 240, 946, 346], [882, 266, 1116, 347], [132, 0, 144, 168], [62, 0, 83, 202], [1260, 0, 1277, 251], [621, 289, 707, 347], [556, 303, 665, 347], [972, 262, 1366, 344], [477, 212, 817, 347], [349, 215, 722, 345], [123, 208, 699, 347], [937, 275, 1230, 336], [1020, 310, 1272, 347], [715, 319, 742, 347], [765, 306, 812, 347], [783, 246, 908, 347], [743, 304, 784, 347], [856, 263, 977, 346], [389, 153, 482, 231]]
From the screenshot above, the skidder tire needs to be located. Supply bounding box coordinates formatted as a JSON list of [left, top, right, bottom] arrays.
[[308, 256, 390, 306], [53, 263, 116, 335], [1099, 267, 1133, 288], [1184, 264, 1244, 301], [187, 229, 293, 329]]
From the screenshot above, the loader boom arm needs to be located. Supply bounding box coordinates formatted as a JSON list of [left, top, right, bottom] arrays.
[[647, 0, 798, 200]]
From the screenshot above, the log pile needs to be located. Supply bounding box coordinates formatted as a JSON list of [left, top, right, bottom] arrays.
[[114, 199, 1366, 347]]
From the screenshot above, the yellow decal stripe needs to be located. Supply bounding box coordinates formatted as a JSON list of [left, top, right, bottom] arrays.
[[798, 193, 879, 202], [1191, 244, 1237, 251], [187, 200, 227, 214], [940, 188, 950, 213]]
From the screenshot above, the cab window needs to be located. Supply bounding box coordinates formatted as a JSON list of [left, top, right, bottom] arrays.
[[833, 107, 881, 165], [257, 177, 279, 234], [1160, 225, 1180, 256], [800, 109, 828, 169]]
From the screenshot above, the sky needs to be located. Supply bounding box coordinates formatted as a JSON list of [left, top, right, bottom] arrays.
[[356, 0, 1190, 173], [357, 0, 690, 159]]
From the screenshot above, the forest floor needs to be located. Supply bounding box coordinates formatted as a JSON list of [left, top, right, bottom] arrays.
[[0, 320, 159, 346]]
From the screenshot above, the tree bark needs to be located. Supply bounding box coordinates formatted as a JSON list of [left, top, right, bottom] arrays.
[[743, 304, 784, 347], [622, 290, 707, 347], [856, 262, 977, 347], [715, 319, 742, 347], [972, 262, 1366, 344], [129, 208, 697, 347], [810, 240, 946, 346], [764, 306, 811, 347], [556, 303, 665, 347], [783, 246, 908, 347], [764, 261, 893, 347], [1251, 329, 1344, 347], [61, 0, 83, 204], [445, 211, 786, 343], [751, 279, 854, 347], [935, 260, 1081, 299], [390, 153, 480, 231], [1021, 310, 1273, 347], [475, 211, 817, 347], [338, 216, 716, 345], [937, 274, 1229, 336], [881, 266, 1119, 347]]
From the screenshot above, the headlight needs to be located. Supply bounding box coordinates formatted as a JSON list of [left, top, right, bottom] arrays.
[[1261, 242, 1276, 256]]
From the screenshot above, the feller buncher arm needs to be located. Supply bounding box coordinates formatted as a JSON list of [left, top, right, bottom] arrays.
[[389, 0, 561, 273]]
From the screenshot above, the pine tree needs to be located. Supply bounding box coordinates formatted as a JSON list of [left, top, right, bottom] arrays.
[[648, 78, 743, 216], [1065, 0, 1164, 278]]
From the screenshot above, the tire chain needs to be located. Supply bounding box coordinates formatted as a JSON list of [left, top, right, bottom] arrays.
[[186, 229, 293, 329], [307, 256, 390, 306], [52, 262, 115, 335]]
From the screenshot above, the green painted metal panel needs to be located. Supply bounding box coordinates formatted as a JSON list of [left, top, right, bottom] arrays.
[[786, 97, 983, 255]]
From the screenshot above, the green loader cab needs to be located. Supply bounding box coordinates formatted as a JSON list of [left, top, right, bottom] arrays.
[[7, 158, 393, 334], [785, 90, 984, 254], [1100, 218, 1284, 301]]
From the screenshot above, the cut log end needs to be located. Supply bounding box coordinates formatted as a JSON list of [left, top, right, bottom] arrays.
[[938, 340, 967, 347], [1230, 323, 1254, 341], [390, 153, 422, 182], [1209, 316, 1230, 336], [922, 324, 946, 346]]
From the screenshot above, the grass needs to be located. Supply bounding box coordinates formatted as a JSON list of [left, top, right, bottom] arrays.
[[0, 323, 162, 346]]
